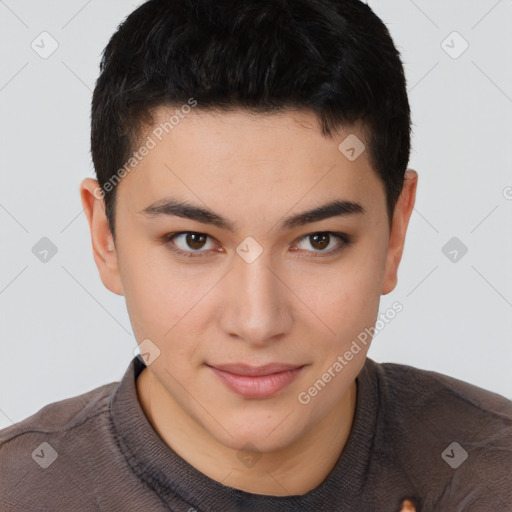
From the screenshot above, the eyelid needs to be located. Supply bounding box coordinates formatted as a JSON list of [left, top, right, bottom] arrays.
[[161, 230, 352, 258]]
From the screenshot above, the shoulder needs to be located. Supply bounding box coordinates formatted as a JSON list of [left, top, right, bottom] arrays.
[[0, 380, 118, 443], [373, 359, 512, 422], [366, 359, 512, 508], [369, 359, 512, 453], [0, 380, 119, 510]]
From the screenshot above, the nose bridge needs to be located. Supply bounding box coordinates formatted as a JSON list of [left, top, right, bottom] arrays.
[[221, 247, 291, 344]]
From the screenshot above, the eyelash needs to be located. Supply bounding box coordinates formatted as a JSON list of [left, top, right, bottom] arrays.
[[160, 231, 353, 259]]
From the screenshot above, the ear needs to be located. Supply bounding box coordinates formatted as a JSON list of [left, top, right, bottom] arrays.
[[381, 169, 418, 295], [80, 178, 124, 296]]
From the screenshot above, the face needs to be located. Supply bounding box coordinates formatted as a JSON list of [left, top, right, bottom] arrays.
[[82, 107, 416, 453]]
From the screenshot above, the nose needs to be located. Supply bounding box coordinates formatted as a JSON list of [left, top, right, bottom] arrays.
[[218, 249, 293, 347]]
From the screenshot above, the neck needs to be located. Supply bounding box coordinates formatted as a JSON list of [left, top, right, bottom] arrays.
[[136, 367, 357, 496]]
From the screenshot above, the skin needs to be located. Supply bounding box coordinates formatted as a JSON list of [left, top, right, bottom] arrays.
[[80, 107, 417, 496], [399, 499, 418, 511]]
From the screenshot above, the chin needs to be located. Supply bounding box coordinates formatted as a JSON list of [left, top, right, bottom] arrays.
[[206, 411, 306, 454], [225, 433, 298, 455]]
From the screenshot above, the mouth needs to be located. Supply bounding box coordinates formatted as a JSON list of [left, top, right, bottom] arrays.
[[206, 362, 306, 399]]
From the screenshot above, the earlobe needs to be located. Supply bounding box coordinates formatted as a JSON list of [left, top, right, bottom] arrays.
[[381, 169, 418, 296], [80, 178, 124, 296]]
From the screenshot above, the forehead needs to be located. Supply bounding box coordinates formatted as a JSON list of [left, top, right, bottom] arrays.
[[116, 106, 385, 223]]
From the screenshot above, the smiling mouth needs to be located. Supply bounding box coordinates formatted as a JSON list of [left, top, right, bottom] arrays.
[[206, 363, 306, 399]]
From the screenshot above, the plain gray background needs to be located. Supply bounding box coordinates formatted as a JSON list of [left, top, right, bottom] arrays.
[[1, 0, 511, 430]]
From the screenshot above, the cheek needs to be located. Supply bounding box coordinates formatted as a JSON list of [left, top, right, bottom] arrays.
[[118, 246, 182, 341], [291, 251, 385, 347], [120, 247, 219, 366]]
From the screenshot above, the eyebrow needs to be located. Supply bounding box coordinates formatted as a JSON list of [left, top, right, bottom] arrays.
[[139, 197, 365, 232]]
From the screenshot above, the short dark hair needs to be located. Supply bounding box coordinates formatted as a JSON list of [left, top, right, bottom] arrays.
[[91, 0, 411, 241]]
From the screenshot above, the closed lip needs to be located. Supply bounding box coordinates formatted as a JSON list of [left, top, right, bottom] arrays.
[[206, 363, 305, 376]]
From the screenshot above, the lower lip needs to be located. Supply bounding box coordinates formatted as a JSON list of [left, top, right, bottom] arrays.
[[209, 366, 305, 399]]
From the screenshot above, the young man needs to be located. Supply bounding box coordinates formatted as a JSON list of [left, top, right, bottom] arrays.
[[1, 0, 511, 510]]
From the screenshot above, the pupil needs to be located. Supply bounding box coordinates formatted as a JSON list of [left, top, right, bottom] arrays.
[[187, 233, 206, 250]]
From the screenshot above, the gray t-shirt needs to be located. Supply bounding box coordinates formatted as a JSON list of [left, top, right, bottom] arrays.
[[1, 356, 511, 511]]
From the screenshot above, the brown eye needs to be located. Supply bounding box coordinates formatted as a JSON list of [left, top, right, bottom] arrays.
[[163, 231, 217, 256], [293, 232, 351, 256], [185, 232, 207, 250], [309, 233, 330, 250]]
